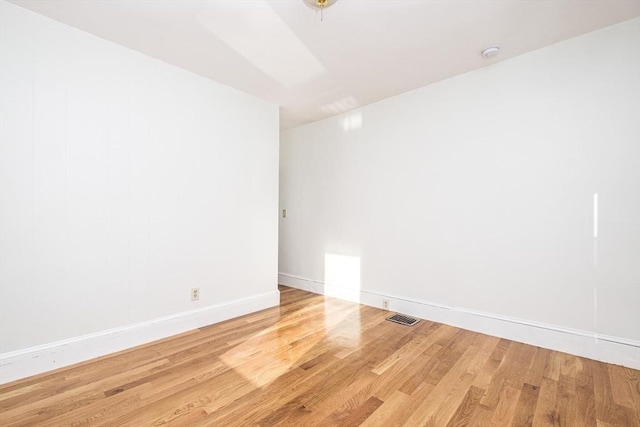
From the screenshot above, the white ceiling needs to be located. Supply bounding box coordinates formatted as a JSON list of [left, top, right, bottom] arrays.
[[10, 0, 640, 129]]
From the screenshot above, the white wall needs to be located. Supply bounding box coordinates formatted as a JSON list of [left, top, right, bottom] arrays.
[[0, 1, 279, 382], [279, 18, 640, 367]]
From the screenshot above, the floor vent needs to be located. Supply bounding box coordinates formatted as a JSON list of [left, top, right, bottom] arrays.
[[386, 314, 420, 326]]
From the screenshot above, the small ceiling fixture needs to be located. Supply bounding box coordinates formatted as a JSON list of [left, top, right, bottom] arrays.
[[481, 45, 501, 59], [303, 0, 338, 21]]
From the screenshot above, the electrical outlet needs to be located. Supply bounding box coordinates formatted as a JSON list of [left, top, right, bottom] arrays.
[[191, 287, 200, 301], [383, 299, 389, 310]]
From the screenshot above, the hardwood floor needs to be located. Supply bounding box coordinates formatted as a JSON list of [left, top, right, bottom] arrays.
[[1, 286, 638, 426]]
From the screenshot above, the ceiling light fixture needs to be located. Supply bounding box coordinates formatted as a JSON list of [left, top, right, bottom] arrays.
[[303, 0, 338, 21], [481, 45, 501, 59]]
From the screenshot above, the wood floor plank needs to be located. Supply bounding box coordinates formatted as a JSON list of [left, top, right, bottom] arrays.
[[575, 361, 597, 427], [609, 364, 640, 410], [399, 327, 471, 395], [468, 403, 495, 427], [359, 390, 410, 427], [511, 382, 540, 427], [370, 342, 443, 403], [426, 337, 500, 426], [472, 338, 511, 391], [401, 343, 485, 425], [309, 371, 379, 421], [590, 358, 638, 427], [1, 286, 638, 426], [445, 385, 485, 427], [524, 347, 550, 388], [0, 359, 170, 425], [532, 377, 560, 426], [254, 324, 417, 426], [334, 396, 383, 427], [487, 385, 520, 426], [556, 373, 577, 426]]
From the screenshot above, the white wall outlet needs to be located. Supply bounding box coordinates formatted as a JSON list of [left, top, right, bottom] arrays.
[[383, 299, 389, 310], [191, 287, 200, 301]]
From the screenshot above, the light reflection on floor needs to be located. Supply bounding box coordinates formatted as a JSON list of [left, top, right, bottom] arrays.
[[218, 292, 361, 388]]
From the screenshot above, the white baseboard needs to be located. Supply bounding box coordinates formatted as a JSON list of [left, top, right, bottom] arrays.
[[0, 290, 280, 384], [279, 273, 640, 369]]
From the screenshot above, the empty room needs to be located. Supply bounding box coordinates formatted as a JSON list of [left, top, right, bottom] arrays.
[[1, 0, 639, 426]]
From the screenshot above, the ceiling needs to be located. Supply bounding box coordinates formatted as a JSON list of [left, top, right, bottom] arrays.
[[10, 0, 640, 130]]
